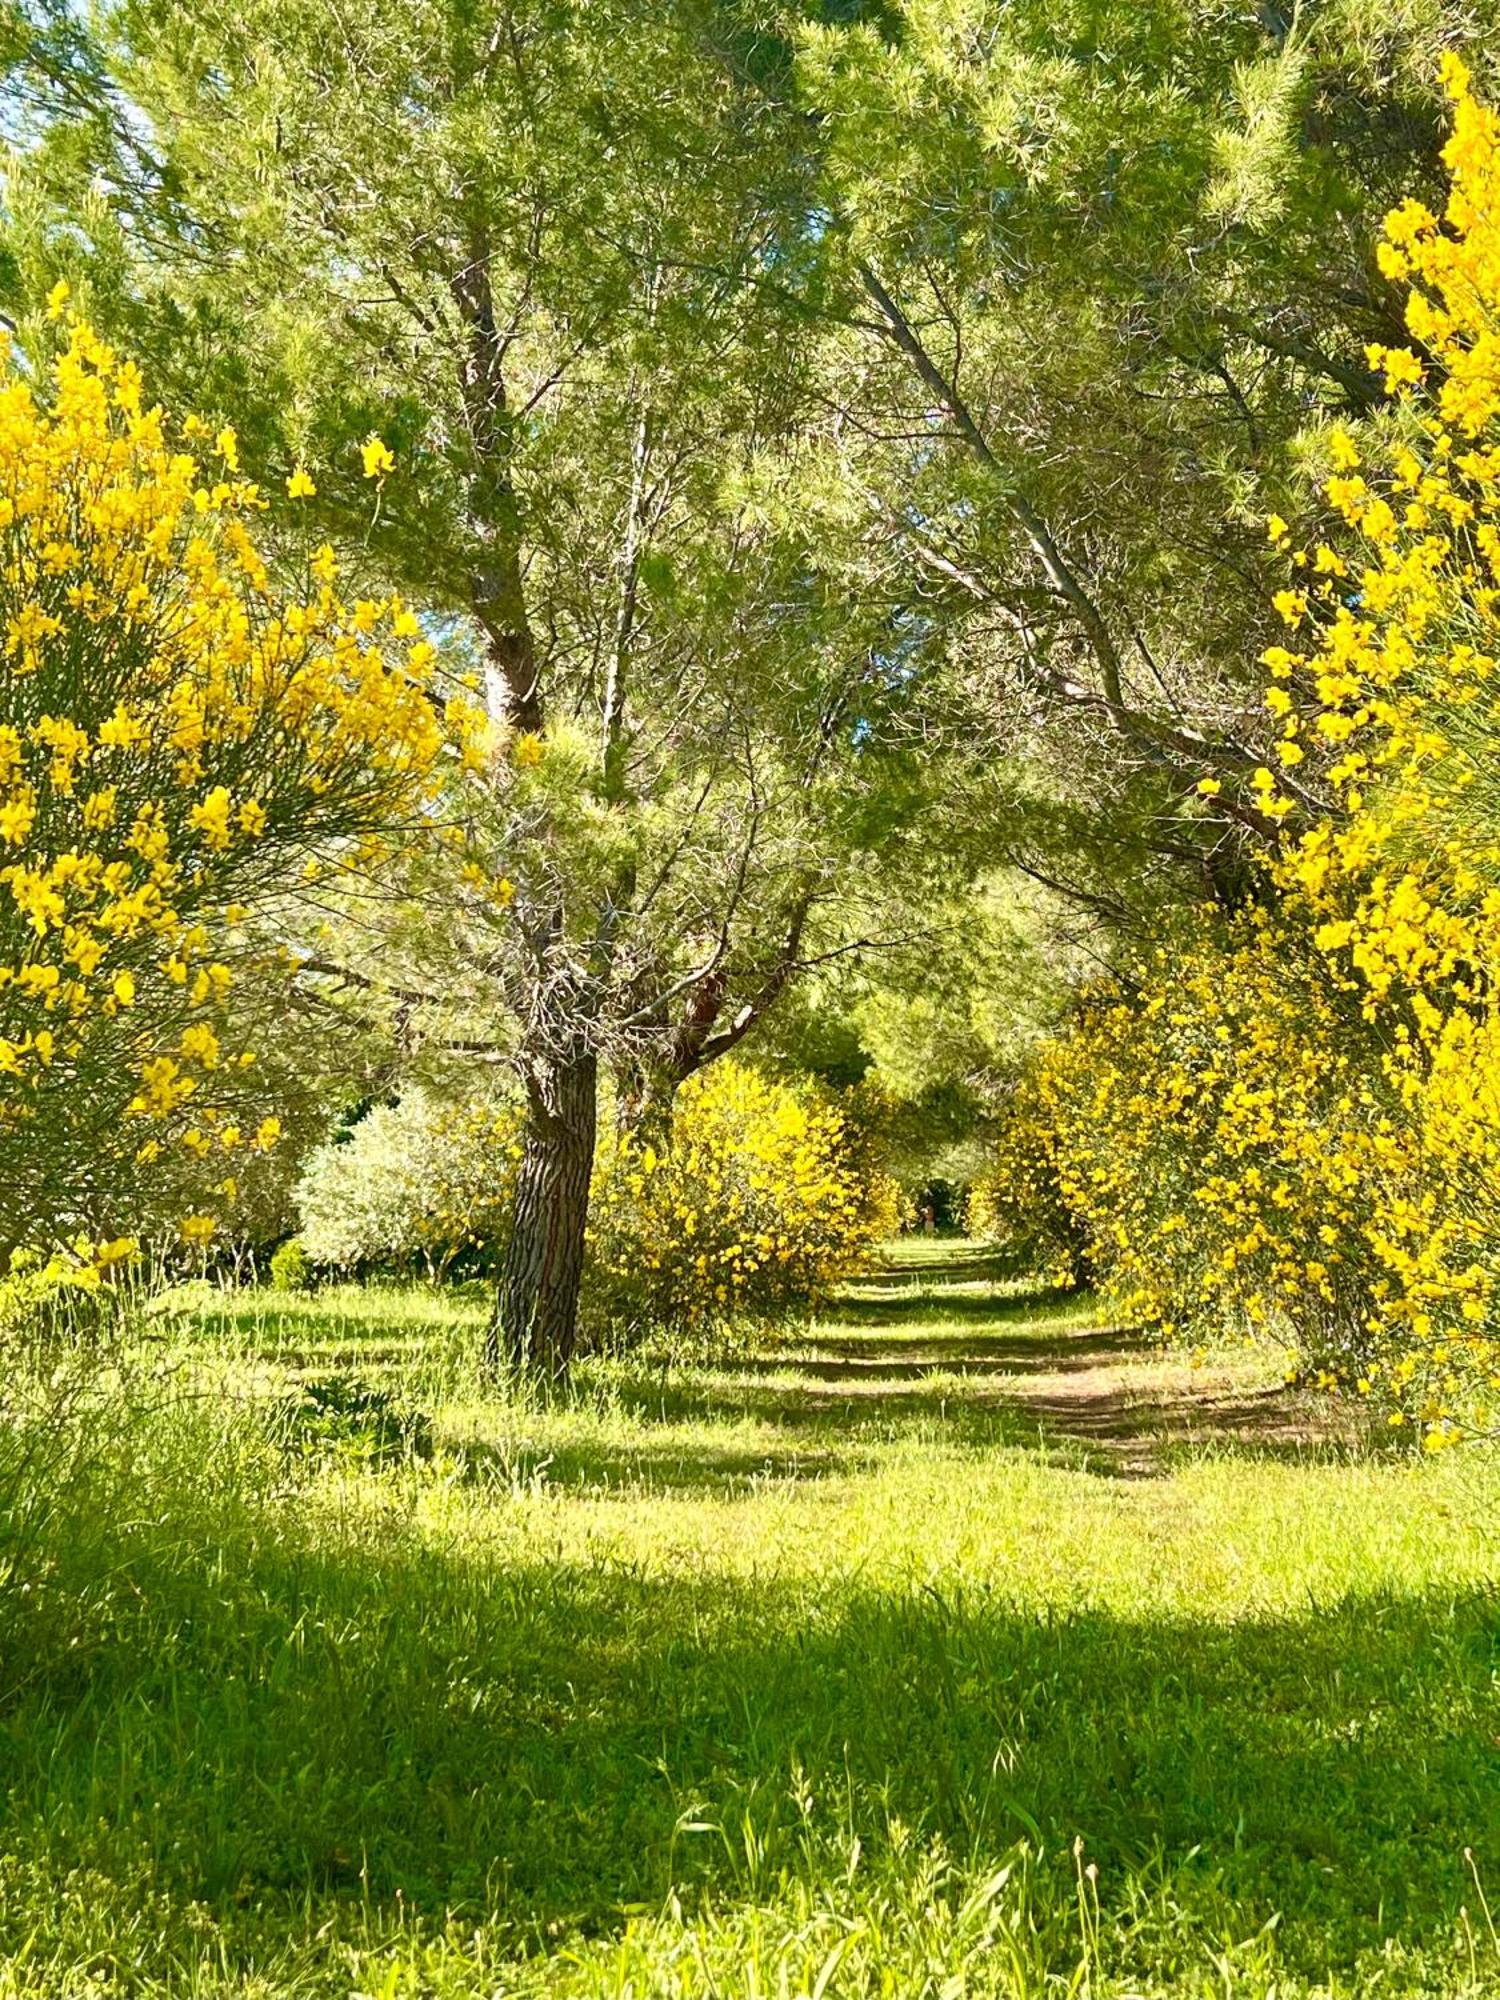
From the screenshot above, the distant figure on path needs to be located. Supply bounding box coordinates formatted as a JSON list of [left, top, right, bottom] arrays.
[[921, 1203, 937, 1236]]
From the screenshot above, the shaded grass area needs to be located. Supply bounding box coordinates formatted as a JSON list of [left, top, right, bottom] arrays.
[[1, 1244, 1497, 1996]]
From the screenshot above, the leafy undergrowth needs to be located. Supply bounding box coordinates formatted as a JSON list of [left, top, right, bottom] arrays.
[[0, 1241, 1497, 1997]]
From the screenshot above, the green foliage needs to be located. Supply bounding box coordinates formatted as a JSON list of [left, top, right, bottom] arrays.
[[10, 0, 1500, 1337], [128, 981, 393, 1268], [763, 871, 1079, 1193], [777, 0, 1500, 925], [277, 1375, 431, 1465], [267, 1236, 311, 1294]]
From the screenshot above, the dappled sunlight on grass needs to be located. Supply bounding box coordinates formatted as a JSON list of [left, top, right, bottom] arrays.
[[1, 1242, 1496, 1996]]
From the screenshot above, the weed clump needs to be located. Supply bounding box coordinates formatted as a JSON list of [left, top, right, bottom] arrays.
[[277, 1375, 433, 1465]]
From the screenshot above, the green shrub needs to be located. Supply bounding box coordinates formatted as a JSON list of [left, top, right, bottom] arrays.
[[276, 1376, 432, 1466], [295, 1091, 523, 1278], [268, 1237, 313, 1293]]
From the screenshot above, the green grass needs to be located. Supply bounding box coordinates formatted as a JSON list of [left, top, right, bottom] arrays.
[[1, 1241, 1498, 1996]]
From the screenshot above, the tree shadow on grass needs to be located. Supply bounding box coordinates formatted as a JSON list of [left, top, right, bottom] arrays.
[[449, 1431, 879, 1493], [860, 1244, 1020, 1285], [821, 1278, 1087, 1329], [2, 1511, 1495, 1985], [441, 1369, 1046, 1492], [713, 1326, 1143, 1379], [592, 1337, 1348, 1483], [182, 1265, 1367, 1490], [180, 1291, 481, 1354], [1017, 1380, 1371, 1477], [597, 1366, 1045, 1451]]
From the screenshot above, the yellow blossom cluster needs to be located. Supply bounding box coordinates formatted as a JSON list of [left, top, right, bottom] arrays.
[[0, 319, 471, 1257], [586, 1062, 901, 1333], [971, 58, 1500, 1444], [964, 1060, 1092, 1291], [968, 928, 1458, 1400]]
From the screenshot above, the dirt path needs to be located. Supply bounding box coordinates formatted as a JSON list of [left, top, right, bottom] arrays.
[[779, 1240, 1359, 1477]]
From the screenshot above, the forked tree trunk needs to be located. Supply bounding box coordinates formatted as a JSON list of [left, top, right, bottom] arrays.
[[488, 1043, 598, 1377]]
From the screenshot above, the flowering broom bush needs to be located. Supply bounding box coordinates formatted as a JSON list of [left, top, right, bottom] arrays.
[[969, 919, 1414, 1355], [585, 1062, 902, 1336], [289, 1063, 896, 1335], [971, 56, 1500, 1444], [0, 306, 471, 1273], [964, 1054, 1094, 1288]]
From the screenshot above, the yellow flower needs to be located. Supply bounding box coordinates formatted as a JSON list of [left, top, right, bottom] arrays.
[[286, 466, 317, 499], [0, 317, 458, 1251], [1272, 589, 1307, 629], [361, 433, 395, 479]]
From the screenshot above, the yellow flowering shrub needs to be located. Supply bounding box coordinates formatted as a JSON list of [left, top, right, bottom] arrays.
[[0, 313, 466, 1263], [973, 58, 1500, 1442], [971, 923, 1412, 1352], [964, 1058, 1094, 1287], [585, 1063, 901, 1336]]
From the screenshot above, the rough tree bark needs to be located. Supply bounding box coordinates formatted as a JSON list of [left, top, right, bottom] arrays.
[[611, 891, 817, 1163], [487, 1035, 599, 1376], [452, 226, 595, 1371], [452, 225, 544, 735]]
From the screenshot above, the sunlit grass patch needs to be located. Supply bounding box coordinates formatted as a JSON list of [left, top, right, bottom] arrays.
[[0, 1241, 1496, 1997]]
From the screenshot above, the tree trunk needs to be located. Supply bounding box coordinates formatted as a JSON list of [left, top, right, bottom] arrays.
[[488, 1043, 598, 1377]]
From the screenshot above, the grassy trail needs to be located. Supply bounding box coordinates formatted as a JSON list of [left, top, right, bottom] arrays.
[[1, 1243, 1498, 1997], [744, 1239, 1345, 1479]]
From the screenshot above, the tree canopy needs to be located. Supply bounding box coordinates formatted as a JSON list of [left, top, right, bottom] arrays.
[[8, 0, 1500, 1404]]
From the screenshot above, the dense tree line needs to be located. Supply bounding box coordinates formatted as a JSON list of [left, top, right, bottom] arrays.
[[4, 0, 1499, 1371]]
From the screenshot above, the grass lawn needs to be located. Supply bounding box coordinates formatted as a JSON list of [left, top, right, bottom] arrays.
[[1, 1239, 1497, 1996]]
